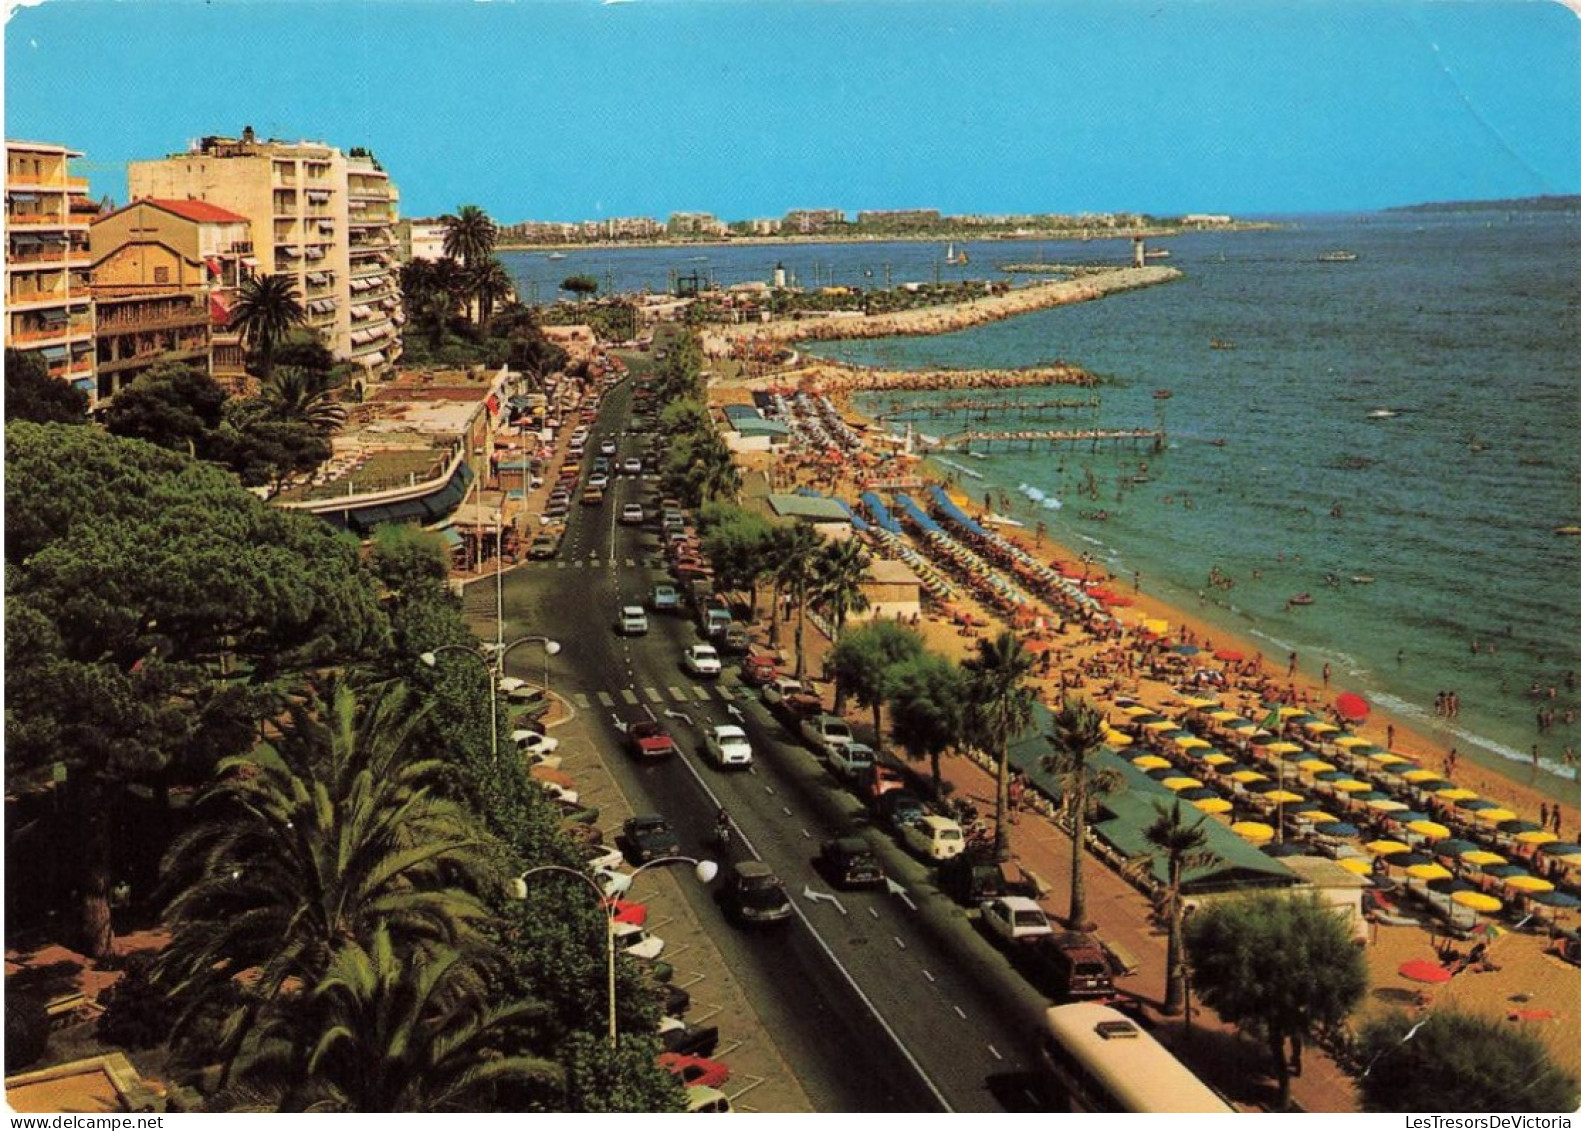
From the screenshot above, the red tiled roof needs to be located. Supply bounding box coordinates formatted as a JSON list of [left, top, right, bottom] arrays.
[[143, 197, 250, 225]]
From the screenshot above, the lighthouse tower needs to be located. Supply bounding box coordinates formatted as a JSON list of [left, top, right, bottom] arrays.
[[772, 261, 787, 289], [1132, 237, 1147, 268]]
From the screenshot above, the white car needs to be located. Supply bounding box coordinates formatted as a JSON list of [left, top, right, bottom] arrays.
[[611, 920, 665, 961], [580, 842, 625, 872], [622, 457, 643, 475], [512, 729, 561, 760], [620, 503, 645, 525], [980, 895, 1055, 945], [703, 724, 753, 769], [619, 605, 650, 635], [600, 438, 619, 456], [761, 676, 804, 706], [588, 472, 610, 491], [800, 714, 854, 757], [898, 814, 967, 861], [829, 741, 875, 782], [538, 780, 579, 807], [683, 644, 722, 678]]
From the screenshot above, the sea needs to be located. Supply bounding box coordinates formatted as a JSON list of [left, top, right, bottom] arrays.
[[500, 212, 1581, 806]]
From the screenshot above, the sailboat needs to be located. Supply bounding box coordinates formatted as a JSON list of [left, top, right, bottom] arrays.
[[945, 242, 967, 265]]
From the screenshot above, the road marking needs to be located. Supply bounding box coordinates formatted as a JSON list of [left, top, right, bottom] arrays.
[[669, 686, 689, 702], [643, 687, 663, 702], [802, 886, 846, 915], [574, 693, 591, 708], [869, 907, 880, 920], [893, 936, 907, 950], [596, 691, 615, 707], [625, 558, 636, 567], [952, 1005, 966, 1020], [620, 688, 639, 705], [692, 685, 711, 702], [717, 685, 736, 701], [556, 561, 567, 569], [987, 1044, 1003, 1062], [800, 828, 811, 839], [922, 969, 935, 983]]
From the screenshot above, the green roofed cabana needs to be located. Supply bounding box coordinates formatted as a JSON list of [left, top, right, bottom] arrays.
[[1005, 703, 1298, 896]]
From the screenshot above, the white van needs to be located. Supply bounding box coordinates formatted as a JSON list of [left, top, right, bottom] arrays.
[[900, 814, 967, 861], [685, 1085, 733, 1113]]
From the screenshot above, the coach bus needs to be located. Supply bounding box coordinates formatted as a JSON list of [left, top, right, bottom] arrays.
[[1035, 1002, 1235, 1113]]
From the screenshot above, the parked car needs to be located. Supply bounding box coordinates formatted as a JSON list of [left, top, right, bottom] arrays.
[[875, 789, 926, 831], [828, 741, 875, 782], [658, 1018, 720, 1058], [511, 728, 561, 759], [682, 644, 722, 678], [740, 647, 779, 685], [652, 584, 681, 612], [818, 837, 885, 889], [720, 622, 752, 655], [588, 472, 611, 491], [685, 1086, 733, 1114], [620, 502, 645, 525], [900, 814, 967, 861], [777, 691, 825, 724], [528, 532, 562, 559], [580, 841, 625, 873], [622, 814, 681, 864], [937, 852, 1042, 906], [618, 605, 650, 636], [702, 724, 753, 769], [980, 895, 1056, 946], [718, 861, 794, 925], [612, 920, 664, 961], [658, 1053, 730, 1090], [800, 714, 854, 757], [627, 718, 676, 760], [761, 676, 804, 706], [863, 763, 908, 805]]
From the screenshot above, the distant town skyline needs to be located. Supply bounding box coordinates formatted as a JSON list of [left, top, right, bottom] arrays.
[[6, 0, 1578, 221]]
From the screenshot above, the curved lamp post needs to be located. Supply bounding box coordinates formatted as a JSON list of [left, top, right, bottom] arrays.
[[508, 857, 718, 1045], [420, 634, 562, 762]]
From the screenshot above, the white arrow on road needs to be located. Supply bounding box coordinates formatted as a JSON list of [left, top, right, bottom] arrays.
[[663, 709, 693, 726], [884, 876, 917, 912], [725, 703, 745, 722], [802, 886, 848, 916]]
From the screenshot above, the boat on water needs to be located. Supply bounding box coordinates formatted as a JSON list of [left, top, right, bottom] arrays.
[[1556, 526, 1581, 537], [1350, 574, 1377, 585], [1208, 438, 1228, 447], [1209, 339, 1236, 350], [1287, 593, 1315, 606], [1317, 250, 1359, 263], [547, 252, 567, 260], [1366, 409, 1398, 419], [944, 242, 969, 265], [983, 513, 1026, 528], [1145, 247, 1171, 260], [1153, 389, 1173, 400]]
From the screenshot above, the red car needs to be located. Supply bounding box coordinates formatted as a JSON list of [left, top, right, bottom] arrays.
[[657, 1052, 730, 1090]]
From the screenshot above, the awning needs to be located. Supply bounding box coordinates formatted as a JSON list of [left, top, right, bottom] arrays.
[[307, 272, 328, 286], [8, 191, 38, 203], [317, 219, 335, 231], [306, 189, 332, 202], [241, 256, 259, 268], [9, 233, 43, 245], [352, 304, 373, 319], [40, 308, 69, 323], [304, 247, 325, 260], [40, 346, 68, 360], [359, 351, 386, 368]]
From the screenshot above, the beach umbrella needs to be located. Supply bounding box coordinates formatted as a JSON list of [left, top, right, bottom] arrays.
[[1262, 789, 1305, 805], [1428, 877, 1476, 895], [1336, 856, 1373, 876], [1384, 851, 1433, 869], [1228, 770, 1269, 785], [1172, 644, 1201, 656], [1331, 779, 1373, 794], [1230, 821, 1275, 843], [1207, 709, 1243, 723], [1264, 741, 1305, 755], [1214, 648, 1245, 662], [1480, 863, 1530, 878], [1119, 704, 1157, 718], [1262, 842, 1311, 858], [1402, 768, 1443, 783], [1132, 754, 1171, 771], [1334, 691, 1370, 721], [1201, 752, 1235, 767], [1178, 787, 1221, 801], [1538, 842, 1581, 858], [1503, 875, 1556, 894], [1532, 890, 1581, 909], [1472, 808, 1518, 824], [1325, 821, 1362, 838], [1190, 797, 1234, 815], [1367, 839, 1413, 856], [1163, 776, 1206, 792], [1179, 696, 1222, 710], [1407, 779, 1453, 794], [1175, 736, 1213, 751], [1394, 811, 1430, 824], [1452, 890, 1504, 914], [1301, 810, 1340, 824], [1332, 735, 1370, 750], [1220, 718, 1259, 733], [1497, 818, 1544, 835], [1304, 720, 1341, 735], [1431, 839, 1479, 857], [1460, 850, 1508, 867], [1398, 959, 1454, 985], [1408, 819, 1452, 840], [1367, 751, 1413, 767], [1407, 862, 1454, 882], [1435, 787, 1479, 801], [1455, 797, 1499, 812], [1311, 768, 1347, 781], [1142, 718, 1179, 732], [1103, 729, 1135, 748], [1353, 791, 1393, 804], [1515, 830, 1559, 846]]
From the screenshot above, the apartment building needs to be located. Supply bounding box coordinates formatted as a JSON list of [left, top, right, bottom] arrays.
[[5, 140, 97, 397], [127, 129, 403, 379]]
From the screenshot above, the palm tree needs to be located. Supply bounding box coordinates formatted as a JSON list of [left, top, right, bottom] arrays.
[[771, 523, 824, 680], [154, 681, 494, 1078], [468, 257, 515, 326], [1144, 799, 1219, 1016], [691, 432, 742, 504], [964, 631, 1037, 861], [813, 538, 871, 645], [260, 365, 346, 434], [1041, 695, 1122, 929], [231, 273, 307, 382], [441, 204, 498, 270]]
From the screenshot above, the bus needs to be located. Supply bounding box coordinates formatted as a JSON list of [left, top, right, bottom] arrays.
[[1035, 1002, 1235, 1113]]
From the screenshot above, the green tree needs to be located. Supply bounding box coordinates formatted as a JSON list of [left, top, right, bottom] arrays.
[[887, 650, 968, 796], [812, 538, 871, 645], [468, 258, 515, 325], [230, 273, 307, 382], [828, 619, 924, 737], [1185, 891, 1368, 1110], [698, 504, 776, 618], [771, 523, 824, 680], [100, 361, 227, 457], [560, 1031, 685, 1113], [1143, 799, 1218, 1016], [1041, 695, 1120, 929], [258, 365, 347, 434], [964, 631, 1037, 861], [4, 348, 87, 424], [1355, 1010, 1577, 1113], [213, 398, 332, 498], [441, 204, 498, 270], [155, 681, 495, 1076], [560, 275, 599, 303]]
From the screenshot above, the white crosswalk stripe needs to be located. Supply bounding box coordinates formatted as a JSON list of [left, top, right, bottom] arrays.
[[668, 686, 689, 702], [625, 558, 636, 568], [556, 561, 567, 569], [573, 693, 591, 708], [716, 685, 735, 701], [644, 687, 663, 702], [596, 691, 615, 707], [692, 685, 711, 702], [620, 689, 639, 705]]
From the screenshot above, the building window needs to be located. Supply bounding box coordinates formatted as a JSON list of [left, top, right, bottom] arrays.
[[153, 266, 170, 284]]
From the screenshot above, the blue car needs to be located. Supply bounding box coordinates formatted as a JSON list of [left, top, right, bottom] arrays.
[[652, 584, 680, 612]]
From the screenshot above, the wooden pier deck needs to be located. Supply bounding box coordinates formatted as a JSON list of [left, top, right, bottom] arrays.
[[877, 396, 1102, 421], [927, 427, 1165, 453]]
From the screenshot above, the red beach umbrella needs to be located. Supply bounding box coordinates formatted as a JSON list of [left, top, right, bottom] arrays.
[[1397, 958, 1453, 984], [1214, 649, 1245, 662], [1334, 691, 1370, 722]]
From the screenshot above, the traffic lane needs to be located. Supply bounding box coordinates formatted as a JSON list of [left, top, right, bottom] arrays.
[[674, 696, 1043, 1112]]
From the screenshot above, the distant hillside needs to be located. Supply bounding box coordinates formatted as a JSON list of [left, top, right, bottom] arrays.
[[1388, 195, 1581, 214]]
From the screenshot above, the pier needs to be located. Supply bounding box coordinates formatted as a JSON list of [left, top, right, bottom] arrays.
[[927, 427, 1165, 454], [878, 395, 1102, 422]]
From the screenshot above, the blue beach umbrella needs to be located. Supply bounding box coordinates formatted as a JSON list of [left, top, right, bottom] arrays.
[[1497, 819, 1544, 835], [1392, 811, 1429, 824], [1178, 787, 1221, 802], [1538, 842, 1581, 858], [1352, 791, 1390, 803], [1172, 644, 1200, 656], [1262, 842, 1311, 858], [1532, 891, 1581, 909], [1383, 851, 1433, 869], [1432, 839, 1480, 857], [1456, 798, 1500, 812], [1427, 877, 1477, 896], [1324, 822, 1362, 838], [1480, 864, 1530, 879]]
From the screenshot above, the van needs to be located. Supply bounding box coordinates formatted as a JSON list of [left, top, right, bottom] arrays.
[[701, 607, 733, 640], [685, 1085, 732, 1113], [899, 814, 967, 861], [1016, 931, 1118, 1003]]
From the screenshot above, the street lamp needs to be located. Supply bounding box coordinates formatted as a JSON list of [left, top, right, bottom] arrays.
[[508, 857, 718, 1045], [419, 634, 563, 762]]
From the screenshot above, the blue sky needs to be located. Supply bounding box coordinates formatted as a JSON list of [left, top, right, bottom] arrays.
[[5, 0, 1578, 221]]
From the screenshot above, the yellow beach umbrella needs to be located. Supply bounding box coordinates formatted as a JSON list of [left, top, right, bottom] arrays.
[[1143, 618, 1169, 636], [1367, 839, 1412, 856], [1299, 758, 1336, 773], [1262, 789, 1305, 805], [1228, 769, 1269, 784], [1368, 798, 1410, 813], [1402, 769, 1443, 783], [1190, 797, 1234, 815], [1303, 810, 1341, 825], [1142, 718, 1178, 732], [1407, 863, 1453, 882], [1369, 752, 1413, 767], [1337, 856, 1373, 876], [1119, 703, 1154, 718], [1231, 821, 1275, 843], [1472, 808, 1518, 824], [1408, 820, 1452, 840], [1180, 696, 1221, 710], [1277, 705, 1308, 718], [1331, 779, 1373, 793], [1453, 891, 1503, 913], [1163, 776, 1205, 792], [1132, 754, 1171, 771], [1104, 729, 1135, 748], [1304, 720, 1340, 735], [1461, 850, 1507, 867], [1174, 735, 1212, 751], [1515, 830, 1559, 846], [1333, 735, 1370, 749], [1503, 875, 1556, 894], [1202, 752, 1235, 766], [1265, 741, 1305, 755], [1435, 787, 1479, 801], [1208, 709, 1242, 722]]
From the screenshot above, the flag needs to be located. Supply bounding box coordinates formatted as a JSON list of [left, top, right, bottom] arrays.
[[1261, 706, 1282, 732]]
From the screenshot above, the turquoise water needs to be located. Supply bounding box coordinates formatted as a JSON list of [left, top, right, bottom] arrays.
[[503, 215, 1581, 802]]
